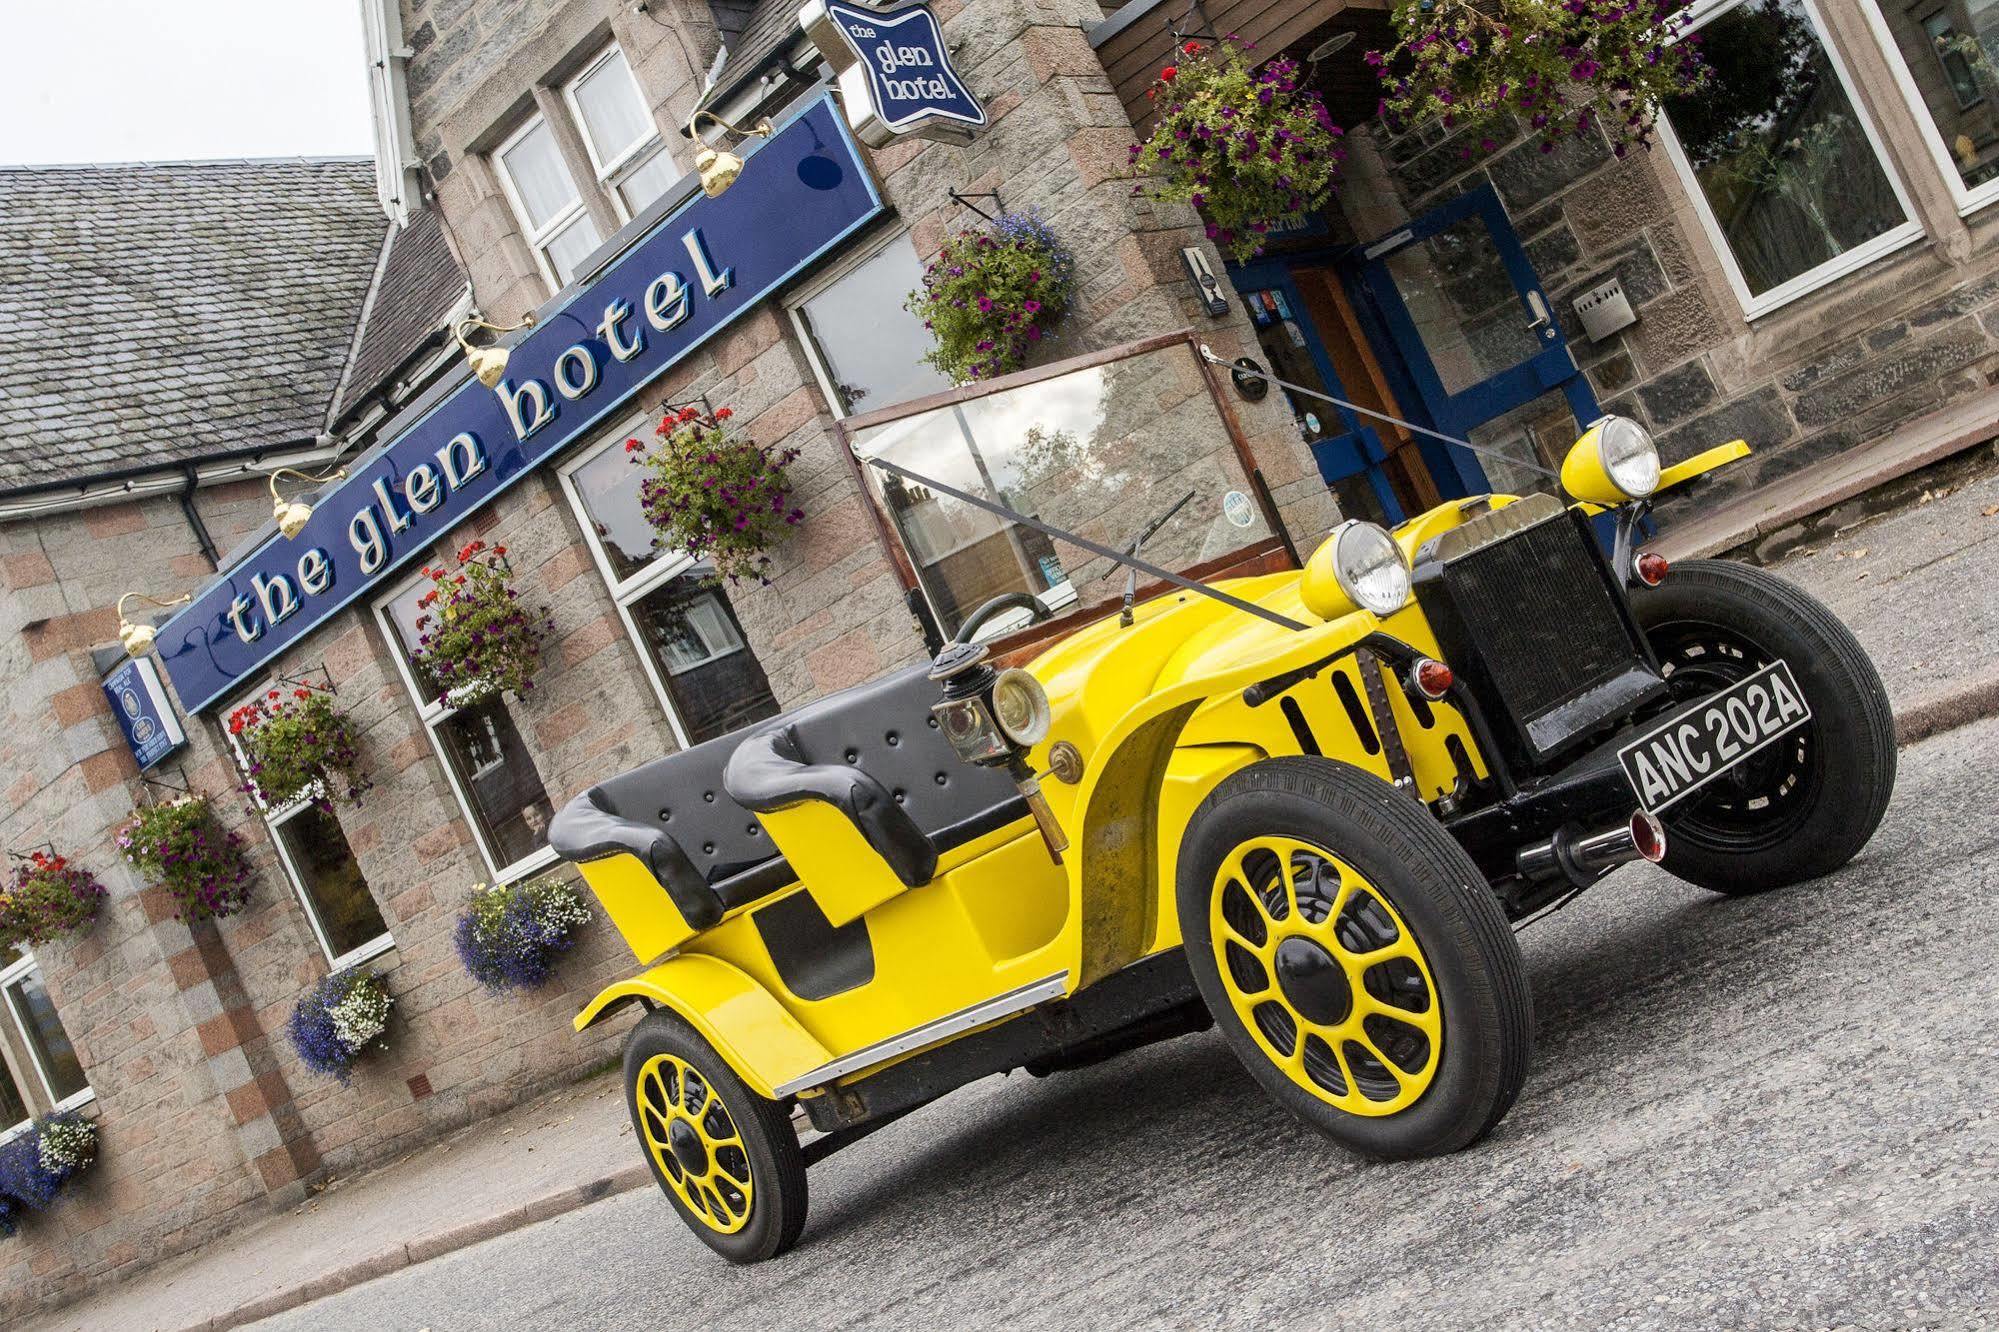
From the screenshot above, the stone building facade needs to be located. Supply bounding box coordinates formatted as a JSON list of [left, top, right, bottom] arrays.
[[7, 0, 1999, 1313]]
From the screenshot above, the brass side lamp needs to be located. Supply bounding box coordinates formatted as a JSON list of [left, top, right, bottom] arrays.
[[117, 592, 191, 657], [453, 314, 535, 389], [268, 465, 348, 540], [686, 111, 775, 198]]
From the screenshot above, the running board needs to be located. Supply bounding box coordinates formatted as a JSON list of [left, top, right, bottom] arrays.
[[773, 972, 1070, 1098]]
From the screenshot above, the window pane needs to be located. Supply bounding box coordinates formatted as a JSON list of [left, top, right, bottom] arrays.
[[849, 346, 1275, 636], [435, 699, 553, 870], [273, 805, 389, 960], [797, 238, 953, 415], [499, 120, 580, 231], [0, 1055, 26, 1128], [571, 50, 654, 168], [383, 579, 448, 699], [544, 213, 603, 285], [570, 437, 661, 582], [630, 568, 780, 743], [1878, 0, 1999, 189], [1379, 214, 1544, 395], [616, 148, 680, 215], [1665, 0, 1908, 296], [8, 969, 86, 1102]]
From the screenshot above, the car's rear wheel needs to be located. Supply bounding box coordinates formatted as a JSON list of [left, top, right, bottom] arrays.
[[1178, 757, 1532, 1158], [624, 1009, 807, 1263], [1631, 558, 1896, 894]]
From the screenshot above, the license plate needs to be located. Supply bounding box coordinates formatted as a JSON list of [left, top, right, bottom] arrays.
[[1618, 660, 1811, 813]]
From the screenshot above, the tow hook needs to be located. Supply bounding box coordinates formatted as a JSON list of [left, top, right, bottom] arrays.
[[1516, 811, 1667, 886]]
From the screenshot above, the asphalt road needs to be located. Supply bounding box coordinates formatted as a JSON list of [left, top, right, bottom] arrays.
[[262, 717, 1999, 1332]]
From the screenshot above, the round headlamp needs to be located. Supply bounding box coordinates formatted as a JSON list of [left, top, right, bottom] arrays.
[[1332, 520, 1412, 617], [1563, 414, 1661, 503], [991, 668, 1052, 747]]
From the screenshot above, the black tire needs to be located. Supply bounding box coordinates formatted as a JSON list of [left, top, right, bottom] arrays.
[[1630, 558, 1897, 895], [623, 1008, 807, 1263], [1177, 757, 1532, 1159]]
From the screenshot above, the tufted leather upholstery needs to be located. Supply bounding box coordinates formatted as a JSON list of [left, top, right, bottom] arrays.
[[549, 665, 1028, 927]]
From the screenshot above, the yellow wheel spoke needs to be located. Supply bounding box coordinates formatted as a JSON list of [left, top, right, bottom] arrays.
[[1356, 989, 1441, 1040], [1338, 938, 1418, 970]]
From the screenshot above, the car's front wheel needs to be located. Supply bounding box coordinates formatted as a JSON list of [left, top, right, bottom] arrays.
[[1178, 757, 1532, 1159], [1631, 558, 1897, 895]]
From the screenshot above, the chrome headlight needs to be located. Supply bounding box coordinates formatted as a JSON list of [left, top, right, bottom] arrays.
[[991, 668, 1051, 747], [1332, 520, 1412, 616], [1595, 415, 1660, 499]]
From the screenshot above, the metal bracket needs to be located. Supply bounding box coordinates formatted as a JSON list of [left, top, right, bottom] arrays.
[[947, 188, 1004, 223], [1166, 0, 1219, 46], [6, 842, 57, 864]]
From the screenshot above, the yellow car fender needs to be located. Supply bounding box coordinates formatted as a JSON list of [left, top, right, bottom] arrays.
[[1657, 439, 1750, 493], [573, 952, 833, 1101]]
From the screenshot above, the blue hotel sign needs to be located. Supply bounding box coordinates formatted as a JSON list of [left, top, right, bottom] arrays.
[[801, 0, 985, 147], [154, 98, 884, 714], [103, 657, 188, 770]]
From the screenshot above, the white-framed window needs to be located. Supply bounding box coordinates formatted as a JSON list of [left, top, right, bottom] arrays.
[[1860, 0, 1999, 213], [223, 685, 393, 970], [1657, 0, 1924, 317], [788, 230, 954, 418], [375, 574, 559, 882], [558, 420, 782, 748], [0, 950, 92, 1116], [561, 44, 679, 219], [494, 114, 604, 289]]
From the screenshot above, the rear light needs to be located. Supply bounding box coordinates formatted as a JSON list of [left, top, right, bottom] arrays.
[[1630, 811, 1667, 863], [1634, 552, 1670, 587], [1410, 658, 1454, 701]]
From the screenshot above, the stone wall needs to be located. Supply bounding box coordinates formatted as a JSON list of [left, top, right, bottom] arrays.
[[1354, 2, 1999, 518]]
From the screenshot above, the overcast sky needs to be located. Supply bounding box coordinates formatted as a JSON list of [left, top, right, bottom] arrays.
[[2, 1, 374, 166]]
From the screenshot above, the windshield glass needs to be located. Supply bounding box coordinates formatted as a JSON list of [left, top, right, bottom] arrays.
[[845, 339, 1278, 637]]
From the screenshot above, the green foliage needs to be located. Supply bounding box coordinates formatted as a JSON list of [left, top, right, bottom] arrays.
[[630, 406, 801, 585], [0, 852, 103, 950], [407, 541, 555, 705], [904, 210, 1076, 384], [1128, 40, 1345, 263], [227, 687, 371, 810], [1372, 0, 1709, 159], [117, 795, 255, 924]]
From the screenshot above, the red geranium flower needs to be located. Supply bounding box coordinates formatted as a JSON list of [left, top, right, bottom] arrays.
[[1160, 65, 1177, 80]]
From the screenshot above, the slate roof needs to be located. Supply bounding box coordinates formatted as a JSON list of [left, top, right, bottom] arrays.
[[0, 158, 387, 494], [699, 0, 814, 111], [326, 207, 468, 427]]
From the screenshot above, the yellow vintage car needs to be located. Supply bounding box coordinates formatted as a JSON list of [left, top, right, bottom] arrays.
[[550, 385, 1895, 1263]]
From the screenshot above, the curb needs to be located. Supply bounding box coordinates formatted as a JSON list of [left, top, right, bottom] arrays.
[[194, 1163, 651, 1331], [179, 675, 1999, 1329]]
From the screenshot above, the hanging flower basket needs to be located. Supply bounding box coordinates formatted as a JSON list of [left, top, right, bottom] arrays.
[[227, 686, 372, 810], [628, 406, 801, 585], [0, 851, 105, 950], [904, 209, 1077, 384], [454, 873, 593, 994], [1371, 0, 1709, 159], [116, 794, 255, 924], [408, 541, 555, 706], [0, 1112, 96, 1215], [1128, 39, 1346, 263], [286, 968, 394, 1083]]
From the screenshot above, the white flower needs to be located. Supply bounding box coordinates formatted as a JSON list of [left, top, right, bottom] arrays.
[[37, 1117, 96, 1174], [327, 976, 393, 1054]]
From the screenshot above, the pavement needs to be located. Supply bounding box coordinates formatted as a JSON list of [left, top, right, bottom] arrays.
[[261, 715, 1999, 1329], [18, 451, 1999, 1332]]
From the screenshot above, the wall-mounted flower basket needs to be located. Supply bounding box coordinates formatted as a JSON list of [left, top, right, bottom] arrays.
[[407, 541, 554, 706], [454, 873, 593, 994], [286, 968, 393, 1083], [0, 851, 105, 950], [227, 686, 372, 810], [1371, 0, 1708, 159], [1128, 40, 1346, 263], [629, 406, 802, 585], [905, 208, 1077, 384], [117, 794, 255, 924], [0, 1112, 97, 1221]]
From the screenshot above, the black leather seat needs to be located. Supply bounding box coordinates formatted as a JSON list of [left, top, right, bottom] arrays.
[[549, 666, 1027, 931]]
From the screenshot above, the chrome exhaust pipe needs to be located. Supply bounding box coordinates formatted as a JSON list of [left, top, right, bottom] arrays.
[[1516, 811, 1668, 886]]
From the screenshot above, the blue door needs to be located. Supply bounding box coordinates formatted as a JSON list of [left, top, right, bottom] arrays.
[[1350, 185, 1601, 497], [1231, 264, 1409, 528]]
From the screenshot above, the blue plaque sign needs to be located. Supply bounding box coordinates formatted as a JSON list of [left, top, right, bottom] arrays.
[[801, 0, 986, 146], [103, 656, 188, 770], [153, 97, 883, 714]]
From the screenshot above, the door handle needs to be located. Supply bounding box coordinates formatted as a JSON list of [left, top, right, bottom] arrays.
[[1525, 290, 1556, 339]]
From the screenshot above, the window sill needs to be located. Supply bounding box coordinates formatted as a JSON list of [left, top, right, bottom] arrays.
[[1739, 224, 1927, 322], [327, 933, 398, 973], [496, 845, 561, 886]]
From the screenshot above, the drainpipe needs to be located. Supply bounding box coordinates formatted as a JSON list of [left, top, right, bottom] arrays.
[[179, 464, 220, 570]]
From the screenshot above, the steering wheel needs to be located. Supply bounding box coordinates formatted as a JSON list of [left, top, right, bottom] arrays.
[[953, 592, 1053, 644]]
